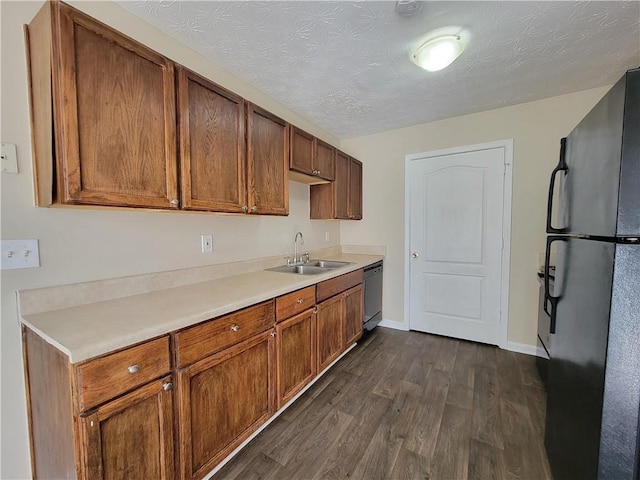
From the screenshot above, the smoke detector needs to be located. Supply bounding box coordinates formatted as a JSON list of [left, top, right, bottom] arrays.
[[396, 0, 423, 16]]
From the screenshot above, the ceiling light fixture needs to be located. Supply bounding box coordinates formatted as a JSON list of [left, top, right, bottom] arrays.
[[412, 35, 465, 72]]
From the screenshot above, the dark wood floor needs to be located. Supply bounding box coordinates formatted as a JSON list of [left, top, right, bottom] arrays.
[[215, 327, 553, 480]]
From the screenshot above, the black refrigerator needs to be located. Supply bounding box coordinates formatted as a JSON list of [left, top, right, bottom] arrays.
[[543, 67, 640, 480]]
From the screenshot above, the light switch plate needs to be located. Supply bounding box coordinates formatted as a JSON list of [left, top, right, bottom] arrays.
[[1, 143, 18, 174], [1, 239, 40, 270]]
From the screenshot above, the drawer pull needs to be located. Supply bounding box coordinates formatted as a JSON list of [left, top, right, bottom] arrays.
[[271, 331, 276, 337], [297, 298, 304, 304], [163, 382, 173, 392], [231, 324, 240, 332], [127, 365, 139, 374]]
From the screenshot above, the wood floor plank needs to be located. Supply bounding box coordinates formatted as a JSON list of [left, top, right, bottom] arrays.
[[496, 350, 527, 404], [403, 368, 450, 459], [468, 438, 507, 480], [516, 352, 544, 389], [471, 365, 504, 449], [430, 403, 472, 480], [476, 343, 498, 369], [434, 336, 459, 373], [500, 398, 550, 480], [522, 384, 547, 440], [389, 447, 432, 480], [312, 393, 392, 480], [267, 409, 353, 480]]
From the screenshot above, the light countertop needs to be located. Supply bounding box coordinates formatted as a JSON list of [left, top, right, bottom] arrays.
[[20, 253, 383, 363]]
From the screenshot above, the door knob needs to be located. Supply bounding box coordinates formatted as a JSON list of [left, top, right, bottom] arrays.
[[412, 252, 419, 258]]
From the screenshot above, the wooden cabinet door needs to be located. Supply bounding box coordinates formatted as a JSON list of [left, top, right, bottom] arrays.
[[316, 295, 344, 372], [343, 284, 364, 347], [349, 158, 363, 220], [247, 104, 289, 215], [178, 68, 246, 213], [333, 151, 351, 219], [276, 309, 316, 408], [315, 139, 335, 181], [54, 4, 177, 209], [80, 376, 175, 480], [177, 330, 275, 480], [289, 126, 314, 176]]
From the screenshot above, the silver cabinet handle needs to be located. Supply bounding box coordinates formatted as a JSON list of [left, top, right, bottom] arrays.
[[412, 252, 419, 258], [242, 205, 248, 212], [270, 331, 276, 337], [251, 205, 257, 211], [170, 199, 179, 205], [297, 299, 304, 304], [316, 170, 321, 175], [128, 365, 139, 374], [163, 382, 173, 392], [231, 324, 240, 332]]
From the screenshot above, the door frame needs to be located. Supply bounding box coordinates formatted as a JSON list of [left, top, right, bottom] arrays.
[[403, 139, 513, 348]]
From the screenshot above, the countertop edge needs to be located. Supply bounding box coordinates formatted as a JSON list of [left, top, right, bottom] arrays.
[[20, 254, 383, 363]]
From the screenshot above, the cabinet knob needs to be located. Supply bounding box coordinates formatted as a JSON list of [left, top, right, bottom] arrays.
[[297, 298, 304, 304], [270, 331, 276, 337], [313, 307, 318, 314], [128, 365, 139, 374], [242, 205, 248, 212], [316, 170, 321, 175], [163, 382, 173, 392], [231, 324, 240, 332], [412, 252, 419, 258], [251, 205, 257, 212], [170, 199, 179, 206]]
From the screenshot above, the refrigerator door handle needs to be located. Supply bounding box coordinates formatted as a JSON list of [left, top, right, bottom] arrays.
[[544, 235, 567, 334], [546, 138, 569, 234]]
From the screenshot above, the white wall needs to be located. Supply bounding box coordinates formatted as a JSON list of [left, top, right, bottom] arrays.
[[0, 2, 341, 478], [340, 86, 610, 349]]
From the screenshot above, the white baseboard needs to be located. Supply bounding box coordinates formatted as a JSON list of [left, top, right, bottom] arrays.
[[506, 341, 539, 357], [378, 319, 409, 331]]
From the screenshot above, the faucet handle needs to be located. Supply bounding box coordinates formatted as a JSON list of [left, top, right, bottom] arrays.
[[303, 252, 310, 263], [284, 255, 292, 266]]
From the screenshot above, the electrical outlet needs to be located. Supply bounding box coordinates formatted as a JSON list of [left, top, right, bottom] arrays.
[[201, 234, 213, 253]]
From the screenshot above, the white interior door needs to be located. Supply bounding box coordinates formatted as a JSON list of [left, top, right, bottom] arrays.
[[408, 146, 507, 345]]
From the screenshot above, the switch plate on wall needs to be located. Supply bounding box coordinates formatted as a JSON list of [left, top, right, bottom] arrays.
[[201, 235, 213, 253], [1, 239, 40, 270], [1, 143, 18, 174]]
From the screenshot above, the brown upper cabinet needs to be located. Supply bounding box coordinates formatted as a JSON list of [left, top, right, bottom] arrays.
[[178, 68, 246, 213], [289, 126, 335, 183], [310, 150, 363, 220], [247, 104, 290, 215], [27, 1, 178, 209], [27, 2, 289, 216]]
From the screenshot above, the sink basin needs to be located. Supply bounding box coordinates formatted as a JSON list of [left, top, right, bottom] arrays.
[[308, 260, 352, 269], [266, 265, 331, 275]]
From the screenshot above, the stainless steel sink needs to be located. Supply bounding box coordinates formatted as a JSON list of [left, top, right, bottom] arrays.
[[266, 264, 331, 275], [308, 260, 352, 269], [265, 259, 353, 275]]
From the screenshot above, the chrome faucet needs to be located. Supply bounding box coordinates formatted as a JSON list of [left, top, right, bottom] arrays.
[[293, 231, 304, 264]]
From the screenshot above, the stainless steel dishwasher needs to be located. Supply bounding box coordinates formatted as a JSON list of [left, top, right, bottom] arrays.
[[363, 260, 383, 331]]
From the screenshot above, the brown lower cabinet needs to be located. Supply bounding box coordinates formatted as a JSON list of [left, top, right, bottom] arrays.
[[80, 376, 175, 479], [23, 269, 366, 479], [276, 308, 317, 408], [177, 330, 276, 480]]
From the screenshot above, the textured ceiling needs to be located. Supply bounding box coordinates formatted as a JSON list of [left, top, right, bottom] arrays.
[[117, 1, 640, 139]]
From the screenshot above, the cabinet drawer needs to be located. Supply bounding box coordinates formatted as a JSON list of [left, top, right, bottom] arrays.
[[316, 269, 364, 303], [174, 301, 274, 368], [75, 336, 171, 411], [275, 286, 316, 322]]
